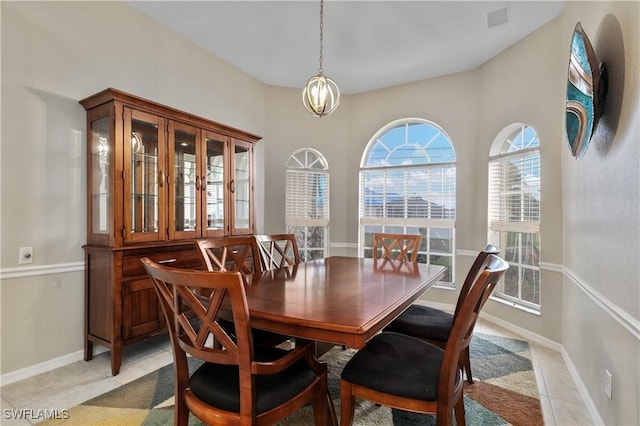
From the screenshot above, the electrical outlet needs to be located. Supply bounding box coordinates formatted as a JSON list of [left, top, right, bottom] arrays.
[[19, 247, 33, 264], [604, 370, 612, 399]]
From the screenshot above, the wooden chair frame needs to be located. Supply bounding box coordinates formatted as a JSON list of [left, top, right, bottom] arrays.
[[254, 234, 301, 270], [340, 254, 508, 426], [372, 233, 422, 262], [195, 236, 263, 275], [142, 258, 328, 426], [431, 244, 499, 383], [195, 236, 291, 347]]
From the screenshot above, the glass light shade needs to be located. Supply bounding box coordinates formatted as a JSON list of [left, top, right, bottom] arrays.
[[302, 72, 340, 117]]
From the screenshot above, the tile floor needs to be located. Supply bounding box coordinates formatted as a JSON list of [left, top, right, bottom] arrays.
[[1, 319, 593, 425]]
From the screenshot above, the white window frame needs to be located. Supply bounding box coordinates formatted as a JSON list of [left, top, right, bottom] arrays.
[[286, 148, 329, 261], [358, 118, 456, 286], [488, 123, 541, 311]]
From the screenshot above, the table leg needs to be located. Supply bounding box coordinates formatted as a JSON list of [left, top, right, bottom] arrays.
[[326, 389, 337, 426]]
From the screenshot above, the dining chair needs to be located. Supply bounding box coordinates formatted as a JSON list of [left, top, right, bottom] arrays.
[[141, 258, 328, 426], [385, 244, 500, 383], [384, 244, 500, 383], [254, 233, 301, 270], [195, 236, 262, 277], [340, 254, 508, 426], [195, 237, 290, 347], [372, 233, 422, 262]]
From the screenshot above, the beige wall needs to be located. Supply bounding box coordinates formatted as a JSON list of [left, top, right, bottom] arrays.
[[473, 10, 566, 341], [1, 1, 267, 373], [262, 2, 639, 424], [262, 85, 350, 245], [560, 2, 639, 425], [263, 28, 564, 337], [2, 1, 638, 424]]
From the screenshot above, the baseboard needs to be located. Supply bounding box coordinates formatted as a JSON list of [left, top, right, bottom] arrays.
[[479, 312, 602, 426], [480, 311, 562, 351], [560, 346, 605, 426], [0, 346, 108, 387]]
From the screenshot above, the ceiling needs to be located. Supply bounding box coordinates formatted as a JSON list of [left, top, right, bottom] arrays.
[[126, 1, 565, 95]]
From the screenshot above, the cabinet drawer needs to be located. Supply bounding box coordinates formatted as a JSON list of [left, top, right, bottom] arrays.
[[123, 249, 202, 278]]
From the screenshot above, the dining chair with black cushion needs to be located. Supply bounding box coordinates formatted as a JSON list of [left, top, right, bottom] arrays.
[[340, 254, 508, 426], [372, 233, 422, 262], [384, 244, 500, 384], [195, 237, 290, 347], [141, 258, 328, 426], [255, 233, 301, 270]]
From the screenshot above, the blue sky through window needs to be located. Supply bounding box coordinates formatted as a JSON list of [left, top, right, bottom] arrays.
[[361, 120, 456, 217], [364, 122, 455, 167]]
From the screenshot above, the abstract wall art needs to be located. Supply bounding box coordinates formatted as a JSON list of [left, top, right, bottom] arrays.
[[565, 22, 608, 160]]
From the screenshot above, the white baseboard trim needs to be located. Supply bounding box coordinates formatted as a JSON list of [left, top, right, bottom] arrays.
[[329, 242, 358, 249], [456, 249, 479, 257], [0, 346, 108, 387], [480, 311, 562, 351], [560, 346, 605, 426], [481, 312, 602, 426]]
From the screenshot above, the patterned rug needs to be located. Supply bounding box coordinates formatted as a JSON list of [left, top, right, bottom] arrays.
[[40, 333, 542, 426]]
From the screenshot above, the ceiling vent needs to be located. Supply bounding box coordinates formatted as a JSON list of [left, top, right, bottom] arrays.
[[487, 6, 509, 28]]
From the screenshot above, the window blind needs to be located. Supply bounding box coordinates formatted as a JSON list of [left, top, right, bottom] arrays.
[[360, 165, 456, 224], [286, 170, 329, 226], [488, 151, 540, 233]]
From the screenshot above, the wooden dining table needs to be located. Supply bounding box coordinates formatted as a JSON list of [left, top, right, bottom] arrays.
[[243, 256, 446, 350], [222, 256, 446, 425]]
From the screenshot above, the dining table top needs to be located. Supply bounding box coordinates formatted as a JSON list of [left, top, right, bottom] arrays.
[[243, 256, 446, 349]]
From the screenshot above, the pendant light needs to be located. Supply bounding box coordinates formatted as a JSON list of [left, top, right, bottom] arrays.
[[302, 0, 340, 117]]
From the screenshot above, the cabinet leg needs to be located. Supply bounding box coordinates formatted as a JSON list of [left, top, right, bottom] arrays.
[[111, 343, 122, 376], [85, 340, 93, 361]]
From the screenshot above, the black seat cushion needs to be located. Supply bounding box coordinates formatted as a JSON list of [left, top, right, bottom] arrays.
[[384, 304, 453, 341], [219, 318, 289, 347], [189, 345, 317, 413], [341, 332, 454, 401]]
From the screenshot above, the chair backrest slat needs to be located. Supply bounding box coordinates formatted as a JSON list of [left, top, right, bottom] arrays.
[[141, 257, 253, 365], [453, 244, 500, 316], [372, 233, 422, 262], [255, 234, 301, 270], [438, 254, 508, 401], [196, 236, 263, 275]]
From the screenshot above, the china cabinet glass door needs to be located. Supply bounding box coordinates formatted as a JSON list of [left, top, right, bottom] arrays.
[[87, 104, 113, 246], [231, 139, 253, 235], [169, 122, 199, 239], [202, 131, 228, 237], [123, 108, 166, 242]]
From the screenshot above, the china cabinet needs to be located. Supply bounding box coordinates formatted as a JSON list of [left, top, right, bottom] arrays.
[[80, 88, 260, 374]]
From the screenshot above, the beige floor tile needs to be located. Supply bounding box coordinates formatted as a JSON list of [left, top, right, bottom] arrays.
[[1, 360, 113, 409], [551, 395, 594, 426], [539, 395, 557, 426], [1, 396, 31, 426]]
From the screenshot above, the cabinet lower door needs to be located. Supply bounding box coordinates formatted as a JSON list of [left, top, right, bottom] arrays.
[[122, 278, 165, 340]]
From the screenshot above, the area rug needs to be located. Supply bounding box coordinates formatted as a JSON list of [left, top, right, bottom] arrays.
[[40, 333, 542, 426]]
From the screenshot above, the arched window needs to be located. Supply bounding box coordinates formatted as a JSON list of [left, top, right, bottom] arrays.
[[286, 148, 329, 261], [488, 123, 541, 310], [359, 118, 456, 285]]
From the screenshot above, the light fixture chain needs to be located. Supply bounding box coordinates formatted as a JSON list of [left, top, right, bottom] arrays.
[[302, 0, 340, 117], [318, 0, 324, 73]]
